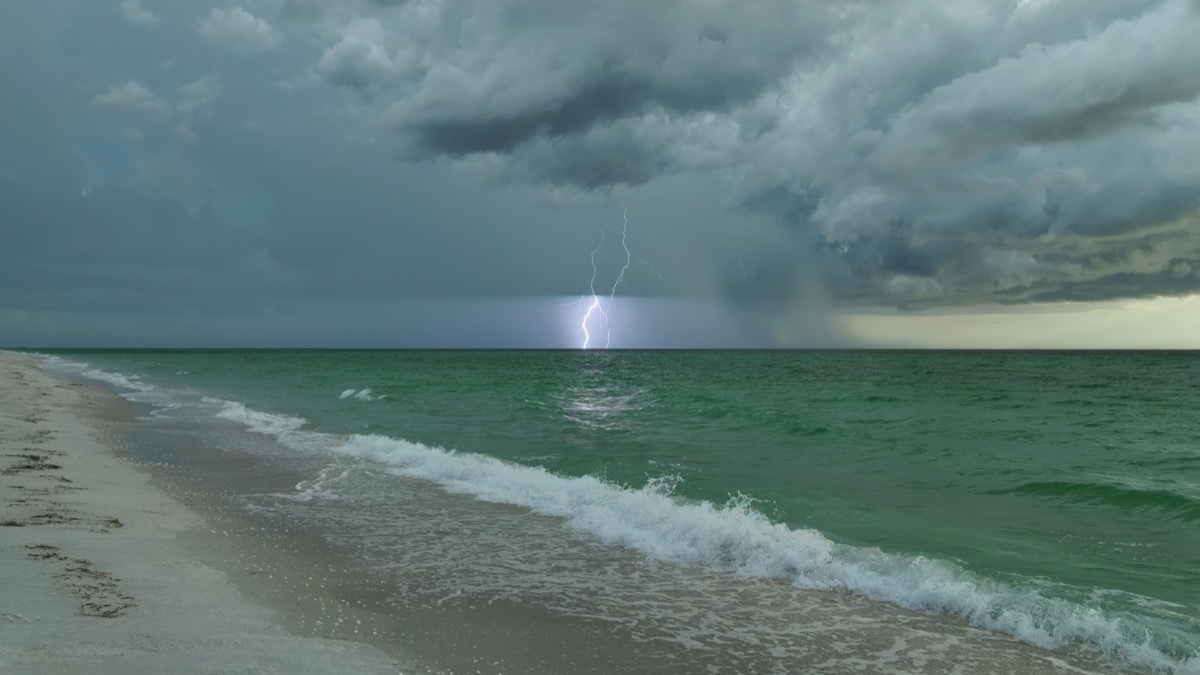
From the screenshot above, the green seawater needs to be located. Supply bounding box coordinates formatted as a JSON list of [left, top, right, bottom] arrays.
[[44, 349, 1200, 666]]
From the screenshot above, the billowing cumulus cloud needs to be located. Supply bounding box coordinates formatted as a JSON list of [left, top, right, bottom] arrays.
[[198, 7, 282, 54], [89, 75, 222, 143], [92, 81, 168, 115], [119, 0, 156, 26], [313, 18, 407, 95], [177, 75, 223, 115]]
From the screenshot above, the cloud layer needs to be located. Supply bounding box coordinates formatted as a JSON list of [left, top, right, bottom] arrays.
[[290, 0, 1200, 308], [3, 0, 1200, 347]]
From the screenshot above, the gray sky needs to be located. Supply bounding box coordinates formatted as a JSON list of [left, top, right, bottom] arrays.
[[3, 0, 1200, 348]]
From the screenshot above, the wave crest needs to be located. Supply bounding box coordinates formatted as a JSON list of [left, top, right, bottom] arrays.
[[328, 433, 1192, 671]]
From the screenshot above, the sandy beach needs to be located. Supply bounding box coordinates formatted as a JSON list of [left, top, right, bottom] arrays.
[[0, 350, 417, 674]]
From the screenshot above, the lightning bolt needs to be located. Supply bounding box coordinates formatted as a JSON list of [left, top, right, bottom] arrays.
[[724, 235, 750, 287], [579, 226, 608, 350], [605, 209, 633, 349], [577, 209, 652, 350], [635, 256, 664, 283]]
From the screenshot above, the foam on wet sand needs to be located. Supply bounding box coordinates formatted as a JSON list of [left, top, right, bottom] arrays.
[[0, 351, 411, 674]]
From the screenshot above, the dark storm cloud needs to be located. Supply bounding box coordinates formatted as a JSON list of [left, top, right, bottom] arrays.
[[402, 56, 798, 158], [291, 0, 1200, 309], [320, 2, 834, 160]]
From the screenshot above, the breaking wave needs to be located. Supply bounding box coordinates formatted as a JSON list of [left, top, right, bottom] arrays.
[[339, 387, 383, 401], [38, 354, 157, 393], [211, 399, 1196, 673]]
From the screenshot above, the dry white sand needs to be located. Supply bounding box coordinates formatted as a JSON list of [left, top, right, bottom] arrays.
[[0, 351, 415, 674]]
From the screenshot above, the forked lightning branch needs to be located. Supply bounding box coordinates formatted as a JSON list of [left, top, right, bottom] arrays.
[[578, 209, 637, 350]]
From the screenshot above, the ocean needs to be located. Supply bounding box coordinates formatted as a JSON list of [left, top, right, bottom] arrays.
[[37, 350, 1200, 673]]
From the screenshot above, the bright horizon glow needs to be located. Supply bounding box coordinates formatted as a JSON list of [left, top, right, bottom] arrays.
[[838, 294, 1200, 349]]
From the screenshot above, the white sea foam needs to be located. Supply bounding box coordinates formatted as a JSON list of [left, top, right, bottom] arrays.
[[339, 388, 382, 401], [286, 464, 353, 502], [330, 431, 1193, 673], [37, 354, 156, 393], [210, 399, 307, 437]]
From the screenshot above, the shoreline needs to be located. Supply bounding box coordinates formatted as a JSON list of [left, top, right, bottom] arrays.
[[0, 350, 420, 673], [1, 350, 1155, 674], [4, 350, 704, 675]]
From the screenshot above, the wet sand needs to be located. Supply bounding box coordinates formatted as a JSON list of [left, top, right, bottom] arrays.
[[0, 351, 416, 673]]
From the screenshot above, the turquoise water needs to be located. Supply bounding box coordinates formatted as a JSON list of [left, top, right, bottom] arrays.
[[42, 349, 1200, 670]]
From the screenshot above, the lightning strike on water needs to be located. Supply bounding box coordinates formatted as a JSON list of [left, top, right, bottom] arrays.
[[580, 227, 608, 350], [577, 209, 653, 350]]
